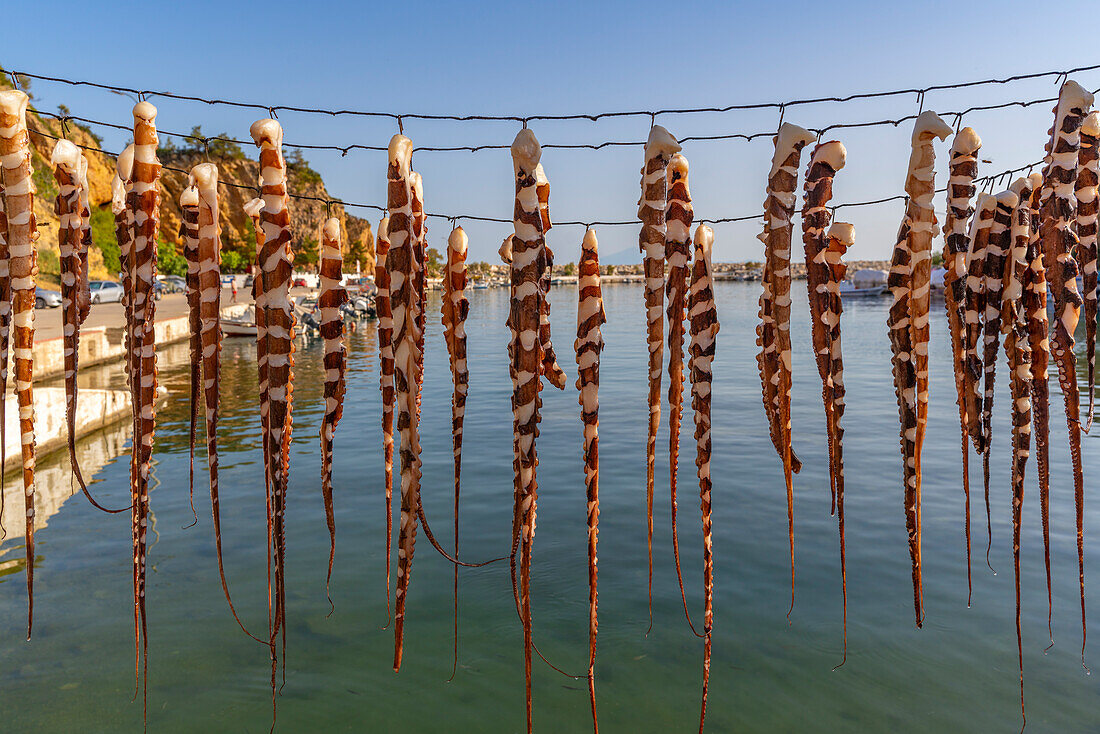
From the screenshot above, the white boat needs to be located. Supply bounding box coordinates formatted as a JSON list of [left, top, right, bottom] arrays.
[[838, 281, 887, 297], [222, 318, 257, 337]]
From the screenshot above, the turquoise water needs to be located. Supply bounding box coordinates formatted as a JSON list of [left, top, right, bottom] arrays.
[[1, 281, 1099, 732]]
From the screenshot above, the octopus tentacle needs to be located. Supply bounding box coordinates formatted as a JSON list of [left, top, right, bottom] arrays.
[[575, 228, 605, 733], [46, 143, 130, 518], [1077, 112, 1100, 431], [442, 225, 470, 677], [387, 134, 422, 672], [638, 125, 680, 631], [890, 111, 952, 627], [942, 128, 981, 604], [801, 141, 846, 517], [1038, 81, 1093, 668], [1022, 174, 1054, 647], [0, 90, 37, 640], [688, 224, 718, 733], [244, 196, 275, 648], [1003, 174, 1036, 726], [759, 122, 814, 619], [191, 167, 264, 645], [125, 100, 161, 720], [511, 127, 551, 734], [824, 221, 854, 666], [979, 190, 1019, 570], [964, 197, 996, 456], [319, 218, 347, 609], [664, 151, 701, 636], [180, 184, 202, 527], [0, 189, 8, 537], [375, 216, 395, 626], [250, 118, 297, 702]]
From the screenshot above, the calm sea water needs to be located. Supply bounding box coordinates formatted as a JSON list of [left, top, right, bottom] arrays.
[[1, 281, 1099, 732]]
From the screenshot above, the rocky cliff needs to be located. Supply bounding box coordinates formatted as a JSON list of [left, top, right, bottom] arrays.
[[9, 75, 374, 285]]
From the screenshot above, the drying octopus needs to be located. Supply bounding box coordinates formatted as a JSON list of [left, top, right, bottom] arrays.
[[801, 140, 846, 513], [757, 122, 813, 617], [180, 182, 202, 520], [687, 224, 718, 733], [887, 111, 951, 627], [1078, 112, 1100, 429], [121, 100, 162, 716], [509, 127, 559, 733], [1022, 172, 1054, 646], [0, 89, 38, 639], [982, 189, 1019, 568], [442, 225, 470, 676], [800, 141, 855, 659], [50, 140, 123, 517], [575, 228, 605, 732], [664, 151, 701, 632], [386, 133, 423, 672], [319, 218, 348, 605], [941, 127, 981, 603], [250, 117, 297, 696], [1039, 81, 1093, 665], [1002, 174, 1037, 724], [638, 124, 681, 627], [50, 141, 90, 493], [375, 216, 395, 624]]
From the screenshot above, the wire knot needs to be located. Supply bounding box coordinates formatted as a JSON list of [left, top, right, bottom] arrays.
[[915, 89, 926, 114]]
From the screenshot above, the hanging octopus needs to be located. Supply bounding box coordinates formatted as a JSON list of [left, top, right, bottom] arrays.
[[1023, 173, 1053, 644], [534, 166, 566, 390], [801, 140, 846, 513], [575, 228, 605, 733], [180, 183, 202, 521], [510, 127, 554, 734], [0, 175, 7, 536], [1038, 80, 1093, 666], [442, 225, 470, 677], [123, 100, 161, 718], [664, 151, 699, 632], [963, 196, 996, 452], [1077, 112, 1100, 430], [687, 224, 718, 733], [319, 218, 347, 606], [387, 133, 423, 672], [0, 89, 37, 639], [1002, 174, 1036, 725], [250, 117, 297, 697], [51, 140, 109, 508], [375, 216, 395, 624], [973, 188, 1017, 569], [757, 122, 813, 618], [887, 111, 952, 628], [638, 125, 681, 627], [942, 127, 981, 603], [823, 221, 854, 664]]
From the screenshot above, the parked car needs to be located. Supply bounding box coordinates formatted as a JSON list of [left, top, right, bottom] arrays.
[[293, 277, 308, 288], [163, 275, 186, 293], [35, 287, 61, 309], [89, 280, 124, 304]]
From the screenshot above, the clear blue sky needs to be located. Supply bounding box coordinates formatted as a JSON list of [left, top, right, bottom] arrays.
[[3, 0, 1095, 263]]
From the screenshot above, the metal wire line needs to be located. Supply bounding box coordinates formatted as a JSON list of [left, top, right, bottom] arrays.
[[28, 122, 1042, 230], [7, 61, 1100, 123], [27, 85, 1094, 158]]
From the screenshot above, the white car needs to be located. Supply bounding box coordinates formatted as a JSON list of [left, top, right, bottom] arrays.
[[89, 280, 125, 304]]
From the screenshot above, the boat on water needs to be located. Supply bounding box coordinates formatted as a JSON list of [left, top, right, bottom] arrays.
[[840, 268, 889, 297]]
